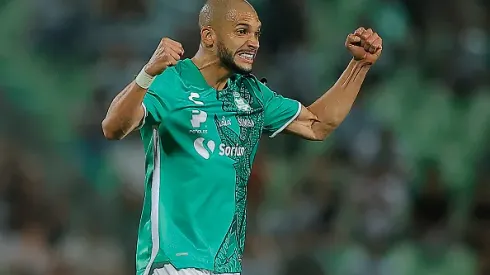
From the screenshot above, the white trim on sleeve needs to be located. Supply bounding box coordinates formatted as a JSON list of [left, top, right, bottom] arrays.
[[135, 102, 148, 130], [269, 101, 302, 138]]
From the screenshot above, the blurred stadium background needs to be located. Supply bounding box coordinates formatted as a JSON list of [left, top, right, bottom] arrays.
[[1, 0, 490, 274]]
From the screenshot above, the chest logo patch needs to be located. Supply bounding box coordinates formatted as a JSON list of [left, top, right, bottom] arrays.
[[233, 91, 251, 112], [193, 137, 215, 159]]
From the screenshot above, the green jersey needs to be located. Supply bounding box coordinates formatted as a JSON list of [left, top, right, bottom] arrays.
[[136, 59, 300, 275]]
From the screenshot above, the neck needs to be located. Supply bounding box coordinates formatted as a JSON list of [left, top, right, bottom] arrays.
[[192, 47, 232, 90]]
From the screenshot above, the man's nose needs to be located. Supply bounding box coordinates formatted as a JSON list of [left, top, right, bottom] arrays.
[[248, 37, 259, 49]]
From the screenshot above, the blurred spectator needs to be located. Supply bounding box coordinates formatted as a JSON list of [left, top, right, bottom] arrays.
[[468, 167, 490, 274], [98, 0, 148, 20], [281, 254, 324, 275]]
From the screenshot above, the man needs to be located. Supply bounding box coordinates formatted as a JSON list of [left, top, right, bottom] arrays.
[[102, 0, 382, 274]]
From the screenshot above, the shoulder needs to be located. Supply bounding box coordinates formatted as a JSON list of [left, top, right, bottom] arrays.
[[241, 74, 264, 88], [144, 62, 189, 110], [243, 75, 283, 105], [147, 60, 191, 101], [150, 62, 184, 89], [240, 74, 274, 97]]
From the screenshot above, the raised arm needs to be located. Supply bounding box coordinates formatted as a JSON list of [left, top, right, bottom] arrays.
[[101, 38, 184, 140], [284, 27, 382, 141], [101, 82, 148, 140]]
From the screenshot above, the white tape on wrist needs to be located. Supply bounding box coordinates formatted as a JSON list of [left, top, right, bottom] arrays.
[[135, 67, 155, 89]]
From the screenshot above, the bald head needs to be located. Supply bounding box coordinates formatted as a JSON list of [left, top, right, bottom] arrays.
[[199, 0, 257, 28], [196, 0, 261, 75]]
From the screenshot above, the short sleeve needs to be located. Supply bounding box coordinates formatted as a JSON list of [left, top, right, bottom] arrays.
[[260, 82, 301, 138], [140, 73, 172, 127]]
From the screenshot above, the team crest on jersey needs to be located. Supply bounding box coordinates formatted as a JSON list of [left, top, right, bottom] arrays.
[[233, 90, 252, 112]]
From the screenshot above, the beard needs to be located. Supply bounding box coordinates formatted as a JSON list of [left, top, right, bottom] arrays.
[[217, 40, 252, 75]]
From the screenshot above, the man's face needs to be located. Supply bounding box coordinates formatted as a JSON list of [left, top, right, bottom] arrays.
[[215, 8, 261, 74]]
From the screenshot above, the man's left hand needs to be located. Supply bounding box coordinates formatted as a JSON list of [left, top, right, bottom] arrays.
[[345, 27, 382, 65]]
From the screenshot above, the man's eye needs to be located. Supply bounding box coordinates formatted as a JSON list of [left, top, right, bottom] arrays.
[[236, 29, 247, 35]]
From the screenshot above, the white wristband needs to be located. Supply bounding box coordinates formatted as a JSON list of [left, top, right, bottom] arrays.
[[135, 67, 155, 89]]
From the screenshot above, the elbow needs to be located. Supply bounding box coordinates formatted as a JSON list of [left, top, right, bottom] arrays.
[[101, 119, 123, 140], [307, 108, 342, 141], [312, 132, 330, 141], [312, 121, 339, 141]]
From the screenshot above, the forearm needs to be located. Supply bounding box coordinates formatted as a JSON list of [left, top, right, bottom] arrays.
[[307, 59, 371, 138], [102, 81, 146, 140]]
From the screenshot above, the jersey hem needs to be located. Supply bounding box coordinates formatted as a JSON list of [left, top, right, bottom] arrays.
[[269, 100, 302, 138], [143, 260, 242, 275]]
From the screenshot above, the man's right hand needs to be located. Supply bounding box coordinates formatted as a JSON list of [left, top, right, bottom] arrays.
[[145, 38, 185, 76]]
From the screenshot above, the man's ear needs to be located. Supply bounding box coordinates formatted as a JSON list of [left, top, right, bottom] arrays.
[[201, 27, 215, 48]]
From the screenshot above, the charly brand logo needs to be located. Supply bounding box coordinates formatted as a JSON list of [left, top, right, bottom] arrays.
[[190, 110, 208, 134], [188, 92, 204, 105], [233, 91, 251, 112], [237, 117, 254, 128], [193, 138, 215, 159]]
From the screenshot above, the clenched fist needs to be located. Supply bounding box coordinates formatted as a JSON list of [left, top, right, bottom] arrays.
[[145, 38, 185, 76], [345, 27, 382, 65]]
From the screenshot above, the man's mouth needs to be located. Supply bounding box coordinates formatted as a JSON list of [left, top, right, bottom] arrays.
[[237, 51, 256, 63]]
